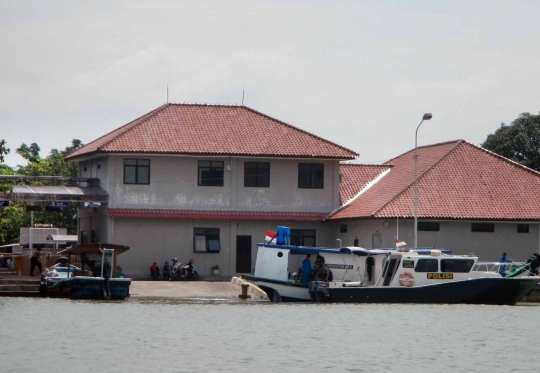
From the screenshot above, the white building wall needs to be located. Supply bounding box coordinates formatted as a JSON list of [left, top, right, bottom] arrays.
[[332, 219, 540, 261], [105, 217, 334, 279], [99, 155, 339, 212]]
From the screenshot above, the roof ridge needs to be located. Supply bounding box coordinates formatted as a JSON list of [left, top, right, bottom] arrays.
[[241, 106, 359, 158], [65, 104, 170, 160], [384, 139, 462, 165], [372, 140, 464, 217], [467, 140, 540, 177], [168, 102, 242, 108], [340, 163, 394, 168], [96, 104, 171, 152]]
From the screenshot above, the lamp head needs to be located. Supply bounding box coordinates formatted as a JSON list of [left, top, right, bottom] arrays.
[[422, 113, 433, 120]]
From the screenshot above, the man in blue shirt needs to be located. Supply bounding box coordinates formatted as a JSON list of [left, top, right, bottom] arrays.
[[498, 252, 512, 276], [301, 254, 312, 285]]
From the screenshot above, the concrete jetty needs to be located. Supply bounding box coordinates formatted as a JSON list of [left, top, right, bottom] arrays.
[[0, 274, 257, 300], [129, 280, 248, 300]]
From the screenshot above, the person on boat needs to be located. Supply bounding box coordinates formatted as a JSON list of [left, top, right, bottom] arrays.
[[30, 248, 42, 276], [498, 252, 513, 276], [162, 261, 171, 280], [316, 263, 330, 282], [150, 262, 160, 280], [301, 254, 312, 285], [116, 265, 125, 278], [80, 253, 96, 274]]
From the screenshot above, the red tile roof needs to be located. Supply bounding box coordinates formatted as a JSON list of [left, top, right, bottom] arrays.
[[339, 164, 392, 205], [108, 209, 328, 221], [331, 140, 540, 220], [66, 104, 358, 160]]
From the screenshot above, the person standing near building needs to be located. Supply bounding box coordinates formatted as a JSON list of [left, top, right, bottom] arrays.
[[30, 248, 42, 276], [301, 254, 312, 286]]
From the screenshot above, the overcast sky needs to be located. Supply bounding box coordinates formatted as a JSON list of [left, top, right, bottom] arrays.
[[2, 0, 540, 167]]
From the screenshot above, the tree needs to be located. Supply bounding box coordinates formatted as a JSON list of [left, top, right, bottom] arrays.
[[15, 140, 82, 177], [0, 139, 84, 243], [0, 139, 9, 163], [482, 112, 540, 171], [0, 139, 14, 193]]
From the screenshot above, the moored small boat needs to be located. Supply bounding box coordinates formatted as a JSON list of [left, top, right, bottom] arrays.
[[40, 243, 131, 300]]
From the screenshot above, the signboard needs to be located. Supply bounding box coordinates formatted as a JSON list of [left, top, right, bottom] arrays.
[[0, 201, 9, 207], [26, 206, 42, 212], [85, 202, 101, 209], [427, 273, 453, 280], [53, 202, 69, 208]]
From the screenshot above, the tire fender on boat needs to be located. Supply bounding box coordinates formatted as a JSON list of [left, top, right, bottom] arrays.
[[399, 272, 414, 287]]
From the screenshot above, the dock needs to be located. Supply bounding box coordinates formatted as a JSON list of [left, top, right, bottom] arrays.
[[0, 275, 41, 297]]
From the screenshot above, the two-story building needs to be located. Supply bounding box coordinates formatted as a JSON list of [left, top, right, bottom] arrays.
[[65, 103, 358, 278], [65, 104, 540, 278]]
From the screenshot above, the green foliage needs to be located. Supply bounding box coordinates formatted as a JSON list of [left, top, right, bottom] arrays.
[[15, 140, 81, 177], [482, 113, 540, 171], [0, 139, 84, 244], [0, 139, 9, 163], [0, 205, 28, 244]]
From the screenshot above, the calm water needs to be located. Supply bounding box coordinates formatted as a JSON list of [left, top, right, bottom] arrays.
[[0, 297, 538, 373]]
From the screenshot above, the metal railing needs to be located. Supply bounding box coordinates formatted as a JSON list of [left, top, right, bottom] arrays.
[[473, 261, 533, 276]]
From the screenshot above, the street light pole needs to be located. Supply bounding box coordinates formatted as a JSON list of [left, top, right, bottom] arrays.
[[414, 113, 432, 248]]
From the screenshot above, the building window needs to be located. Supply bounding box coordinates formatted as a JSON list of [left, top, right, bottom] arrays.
[[193, 228, 221, 253], [124, 159, 150, 184], [290, 229, 316, 247], [244, 162, 270, 187], [91, 230, 100, 244], [418, 222, 440, 232], [414, 259, 438, 272], [517, 224, 529, 233], [80, 231, 89, 244], [471, 223, 494, 233], [340, 224, 347, 233], [298, 163, 324, 189], [198, 161, 224, 186]]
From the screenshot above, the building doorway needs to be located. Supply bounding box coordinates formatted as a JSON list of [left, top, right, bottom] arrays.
[[236, 235, 252, 274]]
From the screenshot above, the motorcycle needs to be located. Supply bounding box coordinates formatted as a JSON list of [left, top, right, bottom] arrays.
[[169, 258, 200, 281], [181, 262, 200, 281], [169, 258, 183, 281]]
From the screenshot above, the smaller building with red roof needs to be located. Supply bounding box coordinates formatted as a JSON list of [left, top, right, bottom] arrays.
[[330, 140, 540, 261]]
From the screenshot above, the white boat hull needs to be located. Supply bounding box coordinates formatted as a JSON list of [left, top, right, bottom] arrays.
[[256, 280, 310, 302]]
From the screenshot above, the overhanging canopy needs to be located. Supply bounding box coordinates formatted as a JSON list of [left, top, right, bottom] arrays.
[[59, 243, 130, 256], [2, 185, 108, 202]]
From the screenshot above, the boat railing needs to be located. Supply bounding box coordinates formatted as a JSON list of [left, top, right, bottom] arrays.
[[473, 261, 526, 274]]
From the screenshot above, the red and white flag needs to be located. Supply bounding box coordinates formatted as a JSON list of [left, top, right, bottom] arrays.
[[265, 230, 277, 244], [395, 239, 406, 248]]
